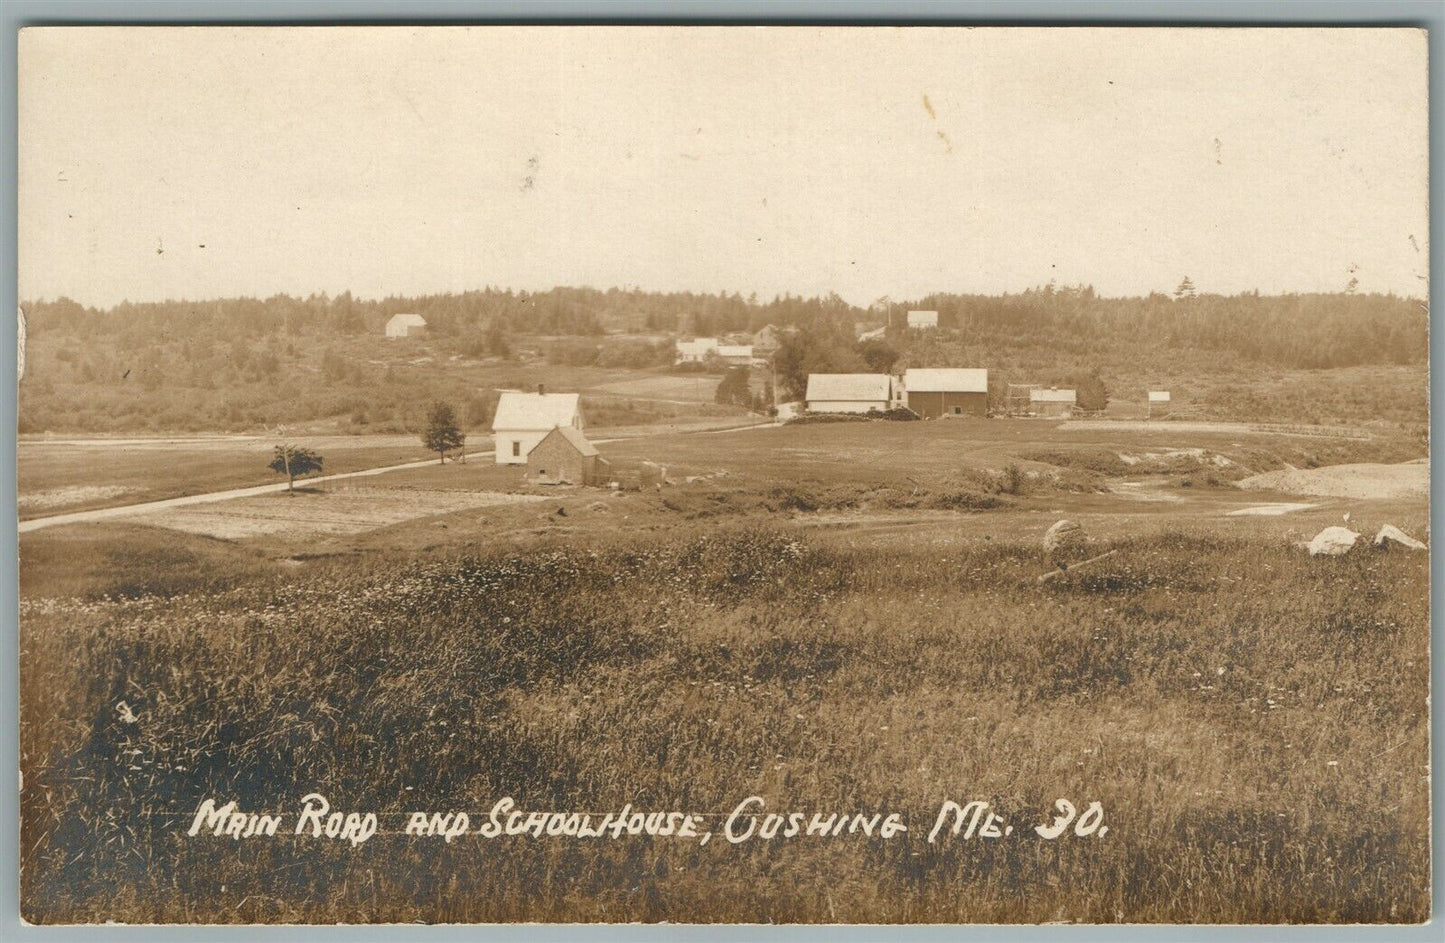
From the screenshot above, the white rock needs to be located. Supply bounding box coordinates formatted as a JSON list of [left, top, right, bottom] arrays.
[[1043, 519, 1085, 556], [1373, 524, 1427, 551], [1308, 526, 1360, 556]]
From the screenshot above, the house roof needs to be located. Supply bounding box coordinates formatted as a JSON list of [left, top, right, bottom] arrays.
[[540, 424, 599, 457], [1031, 388, 1077, 403], [491, 391, 581, 431], [676, 337, 719, 354], [806, 373, 893, 402], [387, 313, 427, 327], [1148, 391, 1171, 402], [904, 368, 988, 393], [857, 326, 887, 341]]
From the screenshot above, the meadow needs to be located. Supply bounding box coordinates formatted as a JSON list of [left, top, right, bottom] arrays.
[[19, 492, 1431, 923]]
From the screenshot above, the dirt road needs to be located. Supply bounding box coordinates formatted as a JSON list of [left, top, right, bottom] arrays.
[[18, 420, 781, 534]]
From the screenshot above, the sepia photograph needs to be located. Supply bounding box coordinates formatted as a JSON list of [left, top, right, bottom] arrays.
[[15, 25, 1431, 925]]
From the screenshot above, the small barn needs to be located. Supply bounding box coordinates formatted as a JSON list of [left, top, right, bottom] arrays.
[[385, 313, 427, 338], [491, 389, 583, 465], [903, 368, 988, 418], [1031, 387, 1078, 418], [906, 310, 939, 330], [1147, 390, 1171, 418], [675, 338, 719, 363], [527, 425, 608, 485], [805, 373, 895, 413]]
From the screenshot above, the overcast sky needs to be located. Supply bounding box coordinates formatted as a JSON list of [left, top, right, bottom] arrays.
[[19, 26, 1429, 308]]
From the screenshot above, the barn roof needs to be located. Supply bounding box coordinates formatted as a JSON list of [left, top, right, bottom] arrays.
[[806, 373, 893, 402], [904, 368, 988, 393], [387, 313, 427, 327], [1148, 390, 1171, 402], [1031, 388, 1077, 403], [491, 391, 581, 431], [540, 424, 599, 457]]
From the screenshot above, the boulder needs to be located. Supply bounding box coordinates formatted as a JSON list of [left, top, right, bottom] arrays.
[[1373, 524, 1427, 551], [1307, 526, 1360, 556], [1043, 519, 1085, 557]]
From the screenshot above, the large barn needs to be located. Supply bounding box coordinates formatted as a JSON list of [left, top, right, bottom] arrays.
[[805, 374, 895, 414], [491, 390, 583, 465], [903, 368, 988, 418], [384, 313, 427, 338], [906, 310, 939, 329]]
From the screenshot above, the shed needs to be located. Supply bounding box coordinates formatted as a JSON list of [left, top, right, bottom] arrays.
[[906, 310, 939, 329], [527, 425, 608, 485], [1030, 387, 1077, 418], [491, 390, 583, 465], [1147, 390, 1171, 418], [903, 368, 988, 418], [805, 374, 895, 413], [385, 313, 427, 338]]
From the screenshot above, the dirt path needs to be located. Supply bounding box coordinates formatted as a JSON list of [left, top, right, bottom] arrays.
[[17, 420, 780, 534]]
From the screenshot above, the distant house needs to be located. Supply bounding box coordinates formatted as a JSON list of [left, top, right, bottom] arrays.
[[1147, 390, 1171, 418], [527, 425, 608, 485], [717, 344, 755, 366], [491, 389, 583, 465], [903, 368, 988, 418], [752, 325, 784, 354], [906, 310, 939, 330], [385, 313, 427, 338], [857, 325, 888, 342], [675, 337, 720, 363], [805, 374, 895, 414], [1030, 387, 1078, 418]]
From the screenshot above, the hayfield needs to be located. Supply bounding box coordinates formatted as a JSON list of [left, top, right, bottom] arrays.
[[19, 514, 1430, 924]]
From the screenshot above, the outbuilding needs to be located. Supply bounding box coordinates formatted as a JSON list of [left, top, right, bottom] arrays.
[[903, 368, 988, 418], [491, 389, 584, 464], [906, 310, 939, 330], [1147, 390, 1171, 418], [1030, 387, 1078, 418], [526, 425, 608, 485], [805, 373, 895, 413], [385, 313, 427, 338]]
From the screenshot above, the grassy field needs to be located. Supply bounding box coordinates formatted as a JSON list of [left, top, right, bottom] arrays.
[[18, 418, 1431, 924], [16, 415, 766, 519]]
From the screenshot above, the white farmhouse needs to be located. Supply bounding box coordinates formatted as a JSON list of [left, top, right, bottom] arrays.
[[491, 389, 584, 465], [385, 313, 427, 338], [805, 374, 895, 414], [675, 337, 720, 363]]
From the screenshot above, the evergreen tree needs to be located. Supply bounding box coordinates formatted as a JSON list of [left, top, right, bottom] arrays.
[[422, 400, 466, 464]]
